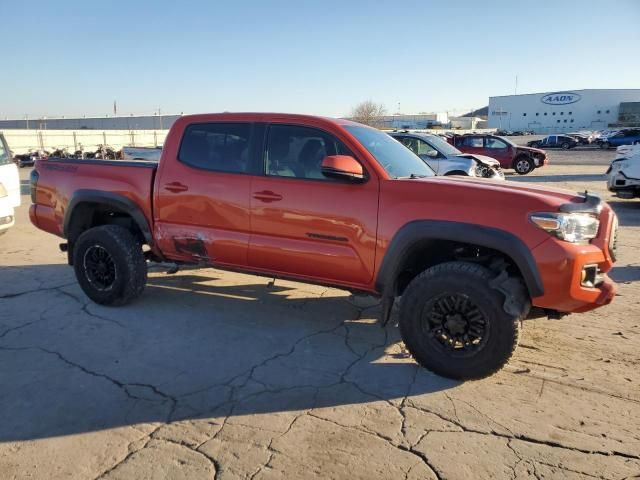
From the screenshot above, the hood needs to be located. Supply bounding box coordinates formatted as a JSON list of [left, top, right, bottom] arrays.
[[404, 174, 584, 211], [517, 145, 546, 155], [456, 153, 500, 167]]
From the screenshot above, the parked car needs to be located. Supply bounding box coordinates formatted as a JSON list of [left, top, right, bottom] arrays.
[[0, 134, 20, 235], [607, 144, 640, 199], [527, 135, 579, 150], [29, 113, 617, 380], [494, 129, 513, 136], [449, 134, 547, 174], [14, 149, 48, 168], [388, 131, 504, 179], [597, 129, 640, 149]]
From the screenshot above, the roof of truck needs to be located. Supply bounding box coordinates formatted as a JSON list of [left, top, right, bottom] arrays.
[[177, 112, 363, 127]]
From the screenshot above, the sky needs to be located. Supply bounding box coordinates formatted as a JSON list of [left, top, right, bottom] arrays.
[[1, 0, 639, 119]]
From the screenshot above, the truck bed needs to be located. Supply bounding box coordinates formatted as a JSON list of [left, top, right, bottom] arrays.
[[30, 158, 157, 239]]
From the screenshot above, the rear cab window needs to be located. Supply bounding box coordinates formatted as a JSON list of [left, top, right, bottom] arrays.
[[178, 123, 252, 173]]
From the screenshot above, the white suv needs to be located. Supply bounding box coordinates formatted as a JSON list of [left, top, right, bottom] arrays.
[[0, 133, 20, 235]]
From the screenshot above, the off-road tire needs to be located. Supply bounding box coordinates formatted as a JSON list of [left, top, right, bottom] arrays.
[[73, 225, 147, 306], [399, 261, 524, 380], [513, 156, 534, 175]]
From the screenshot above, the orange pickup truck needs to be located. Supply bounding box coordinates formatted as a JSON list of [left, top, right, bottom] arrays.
[[30, 113, 618, 379]]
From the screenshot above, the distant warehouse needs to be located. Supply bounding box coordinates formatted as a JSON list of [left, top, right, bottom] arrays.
[[488, 89, 640, 133], [0, 114, 182, 130]]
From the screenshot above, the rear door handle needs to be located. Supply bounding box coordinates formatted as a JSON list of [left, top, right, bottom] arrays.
[[164, 182, 189, 193], [252, 190, 283, 203]]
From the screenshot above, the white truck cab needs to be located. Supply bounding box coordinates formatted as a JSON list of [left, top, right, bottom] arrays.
[[0, 133, 20, 235], [607, 144, 640, 199]]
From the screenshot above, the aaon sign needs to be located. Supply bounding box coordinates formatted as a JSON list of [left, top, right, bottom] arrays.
[[540, 92, 582, 105]]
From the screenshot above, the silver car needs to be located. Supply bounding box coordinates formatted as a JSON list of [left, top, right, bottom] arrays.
[[389, 132, 504, 179]]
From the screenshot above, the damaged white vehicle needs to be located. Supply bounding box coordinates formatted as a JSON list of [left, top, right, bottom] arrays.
[[607, 144, 640, 199], [389, 131, 505, 179], [0, 133, 20, 235]]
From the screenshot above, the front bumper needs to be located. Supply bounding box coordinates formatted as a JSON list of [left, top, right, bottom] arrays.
[[530, 209, 617, 313], [0, 200, 15, 232], [607, 171, 640, 196]]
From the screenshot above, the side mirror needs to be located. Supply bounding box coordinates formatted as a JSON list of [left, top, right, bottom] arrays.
[[321, 155, 364, 181], [426, 150, 439, 158]]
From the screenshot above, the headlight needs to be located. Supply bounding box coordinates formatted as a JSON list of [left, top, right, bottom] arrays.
[[0, 182, 7, 198], [530, 212, 599, 243], [609, 160, 627, 172]]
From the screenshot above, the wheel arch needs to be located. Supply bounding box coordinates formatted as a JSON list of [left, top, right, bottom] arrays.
[[63, 190, 153, 261], [375, 220, 544, 299]]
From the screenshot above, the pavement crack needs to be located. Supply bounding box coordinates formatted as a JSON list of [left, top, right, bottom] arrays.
[[0, 281, 76, 299], [35, 347, 177, 422], [403, 401, 640, 461], [308, 413, 442, 480]]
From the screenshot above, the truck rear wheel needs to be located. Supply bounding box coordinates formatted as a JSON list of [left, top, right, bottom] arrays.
[[73, 225, 147, 306], [398, 261, 525, 380]]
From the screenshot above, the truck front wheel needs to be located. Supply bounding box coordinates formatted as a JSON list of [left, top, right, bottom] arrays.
[[73, 225, 147, 306], [399, 261, 525, 380]]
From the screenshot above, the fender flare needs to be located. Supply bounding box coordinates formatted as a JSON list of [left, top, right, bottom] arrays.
[[375, 220, 544, 298], [63, 189, 153, 245]]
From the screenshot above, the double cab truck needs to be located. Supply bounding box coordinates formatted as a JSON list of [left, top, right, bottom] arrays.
[[30, 113, 618, 380]]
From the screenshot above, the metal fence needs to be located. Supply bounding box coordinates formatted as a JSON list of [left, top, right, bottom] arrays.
[[0, 129, 169, 154]]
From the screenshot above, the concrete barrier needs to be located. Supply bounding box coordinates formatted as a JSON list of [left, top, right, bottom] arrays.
[[0, 129, 169, 154]]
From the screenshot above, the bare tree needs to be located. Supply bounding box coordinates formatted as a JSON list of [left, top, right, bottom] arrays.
[[350, 100, 387, 127]]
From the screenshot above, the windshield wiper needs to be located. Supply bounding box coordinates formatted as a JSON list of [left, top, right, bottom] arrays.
[[397, 173, 428, 179]]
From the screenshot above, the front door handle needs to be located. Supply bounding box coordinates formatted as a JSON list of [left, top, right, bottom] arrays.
[[164, 182, 189, 193], [252, 190, 283, 203]]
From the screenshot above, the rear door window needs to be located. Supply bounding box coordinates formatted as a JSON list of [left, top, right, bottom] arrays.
[[179, 123, 252, 173], [462, 137, 483, 148]]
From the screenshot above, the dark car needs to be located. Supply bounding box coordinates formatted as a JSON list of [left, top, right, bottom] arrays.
[[527, 135, 578, 150], [597, 129, 640, 149], [449, 134, 547, 174]]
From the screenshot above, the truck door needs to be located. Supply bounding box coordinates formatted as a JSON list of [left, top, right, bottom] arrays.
[[153, 122, 255, 266], [248, 123, 379, 287]]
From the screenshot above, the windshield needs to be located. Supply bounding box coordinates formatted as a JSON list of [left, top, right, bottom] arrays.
[[0, 135, 12, 166], [344, 126, 434, 178], [423, 135, 462, 156], [495, 135, 516, 147]]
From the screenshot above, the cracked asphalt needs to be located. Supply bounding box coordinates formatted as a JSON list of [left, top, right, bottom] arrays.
[[1, 155, 639, 479]]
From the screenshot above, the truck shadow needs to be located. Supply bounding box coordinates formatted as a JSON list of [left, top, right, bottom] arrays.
[[610, 265, 640, 283], [0, 264, 459, 443]]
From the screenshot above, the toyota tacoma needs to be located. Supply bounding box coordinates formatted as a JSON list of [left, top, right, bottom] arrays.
[[30, 113, 617, 380]]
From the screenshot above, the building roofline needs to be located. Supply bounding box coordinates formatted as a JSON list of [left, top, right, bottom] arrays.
[[490, 88, 640, 99]]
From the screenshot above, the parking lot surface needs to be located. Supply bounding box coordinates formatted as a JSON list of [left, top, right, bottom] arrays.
[[1, 152, 639, 479]]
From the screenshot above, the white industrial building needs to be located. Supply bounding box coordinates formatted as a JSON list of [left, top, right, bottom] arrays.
[[488, 89, 640, 133]]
